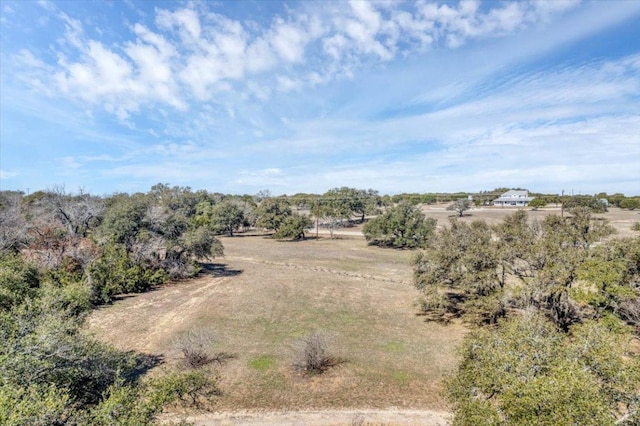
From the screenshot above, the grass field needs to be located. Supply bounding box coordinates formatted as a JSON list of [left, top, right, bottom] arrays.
[[86, 205, 639, 423], [87, 234, 466, 414]]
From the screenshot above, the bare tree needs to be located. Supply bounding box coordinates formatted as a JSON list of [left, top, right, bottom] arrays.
[[43, 186, 104, 237], [447, 198, 472, 217], [0, 191, 28, 252]]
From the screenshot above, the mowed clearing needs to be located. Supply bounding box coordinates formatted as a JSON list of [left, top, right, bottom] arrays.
[[87, 234, 465, 423]]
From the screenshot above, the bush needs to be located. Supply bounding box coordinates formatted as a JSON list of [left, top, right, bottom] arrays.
[[0, 254, 39, 310], [148, 371, 220, 409], [620, 198, 640, 210], [447, 313, 639, 425], [563, 195, 608, 213], [173, 329, 219, 368], [0, 383, 70, 426], [528, 198, 547, 209], [86, 243, 167, 305], [292, 331, 340, 374]]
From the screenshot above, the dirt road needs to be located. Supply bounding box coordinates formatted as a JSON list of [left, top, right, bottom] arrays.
[[163, 408, 452, 425]]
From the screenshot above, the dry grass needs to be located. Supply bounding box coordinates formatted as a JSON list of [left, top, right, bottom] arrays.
[[87, 235, 465, 411], [419, 204, 640, 238]]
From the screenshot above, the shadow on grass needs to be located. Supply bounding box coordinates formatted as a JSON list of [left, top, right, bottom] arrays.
[[125, 352, 164, 382], [200, 263, 243, 277]]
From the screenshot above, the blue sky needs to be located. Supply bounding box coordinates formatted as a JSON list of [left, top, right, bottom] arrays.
[[1, 0, 639, 196]]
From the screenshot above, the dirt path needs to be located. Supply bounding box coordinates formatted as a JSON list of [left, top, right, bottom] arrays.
[[164, 408, 451, 425], [86, 274, 235, 353]]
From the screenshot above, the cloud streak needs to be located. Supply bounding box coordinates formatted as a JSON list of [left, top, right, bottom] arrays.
[[1, 0, 639, 195]]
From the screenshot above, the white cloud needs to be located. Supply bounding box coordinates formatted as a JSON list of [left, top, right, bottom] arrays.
[[12, 1, 590, 120], [0, 170, 19, 180], [156, 7, 201, 45], [37, 0, 55, 12], [269, 18, 309, 63]]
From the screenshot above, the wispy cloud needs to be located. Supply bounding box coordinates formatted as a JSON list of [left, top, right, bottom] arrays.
[[1, 0, 639, 195]]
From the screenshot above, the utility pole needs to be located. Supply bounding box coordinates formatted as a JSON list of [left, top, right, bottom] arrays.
[[561, 189, 564, 218]]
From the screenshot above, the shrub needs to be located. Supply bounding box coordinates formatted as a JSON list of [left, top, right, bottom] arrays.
[[86, 243, 167, 305], [0, 254, 39, 310], [173, 329, 218, 368], [292, 331, 340, 374], [0, 383, 70, 426], [148, 371, 221, 409], [447, 313, 638, 425]]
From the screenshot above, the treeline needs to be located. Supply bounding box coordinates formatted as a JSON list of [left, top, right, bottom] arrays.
[[528, 192, 640, 210]]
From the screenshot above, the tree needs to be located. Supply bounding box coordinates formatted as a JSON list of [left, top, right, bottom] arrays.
[[312, 193, 353, 239], [272, 213, 312, 240], [94, 189, 224, 285], [0, 192, 28, 253], [563, 195, 608, 213], [447, 199, 472, 217], [414, 218, 503, 324], [362, 202, 436, 248], [255, 198, 292, 232], [324, 187, 382, 223], [528, 197, 547, 209], [40, 186, 104, 238], [414, 209, 619, 328], [210, 200, 244, 236], [447, 312, 640, 425], [620, 198, 640, 210]]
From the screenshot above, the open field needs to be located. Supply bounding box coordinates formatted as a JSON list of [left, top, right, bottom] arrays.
[[86, 205, 639, 424], [87, 235, 465, 424], [418, 204, 640, 238], [311, 205, 639, 239]]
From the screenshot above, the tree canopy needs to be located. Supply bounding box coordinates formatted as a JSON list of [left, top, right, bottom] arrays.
[[363, 202, 436, 248]]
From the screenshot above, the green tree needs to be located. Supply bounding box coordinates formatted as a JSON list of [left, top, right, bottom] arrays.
[[563, 195, 608, 213], [210, 200, 245, 236], [414, 218, 503, 324], [255, 198, 293, 232], [447, 312, 639, 426], [324, 187, 382, 222], [312, 193, 353, 239], [362, 202, 436, 248], [620, 198, 640, 210], [528, 197, 547, 208], [273, 213, 313, 240]]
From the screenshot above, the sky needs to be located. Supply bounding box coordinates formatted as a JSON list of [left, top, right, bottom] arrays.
[[1, 0, 639, 196]]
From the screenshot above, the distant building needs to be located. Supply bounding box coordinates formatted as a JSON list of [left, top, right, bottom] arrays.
[[493, 190, 534, 207]]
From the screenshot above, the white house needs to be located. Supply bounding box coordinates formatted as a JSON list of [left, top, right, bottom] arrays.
[[493, 190, 534, 207]]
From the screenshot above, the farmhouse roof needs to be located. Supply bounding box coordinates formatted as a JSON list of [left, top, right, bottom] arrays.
[[492, 189, 534, 204], [501, 190, 529, 197]]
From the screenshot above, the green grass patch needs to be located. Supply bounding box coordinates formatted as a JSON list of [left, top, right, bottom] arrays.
[[383, 341, 405, 352], [248, 355, 277, 371], [390, 370, 412, 385]]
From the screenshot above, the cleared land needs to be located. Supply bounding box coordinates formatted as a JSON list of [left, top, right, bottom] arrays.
[[86, 205, 639, 425], [87, 234, 464, 425], [419, 204, 640, 238]]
